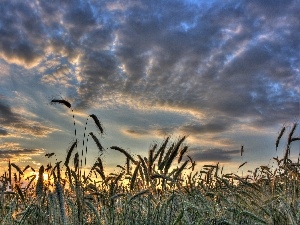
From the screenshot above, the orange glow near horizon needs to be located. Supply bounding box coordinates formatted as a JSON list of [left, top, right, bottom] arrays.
[[31, 172, 49, 181]]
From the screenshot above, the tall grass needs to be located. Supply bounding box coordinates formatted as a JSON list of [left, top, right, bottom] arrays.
[[0, 101, 299, 224]]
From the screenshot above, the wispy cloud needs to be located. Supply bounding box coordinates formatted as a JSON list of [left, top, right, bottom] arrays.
[[180, 118, 233, 135], [189, 147, 240, 162], [0, 128, 8, 136], [0, 142, 44, 159], [0, 148, 44, 159], [0, 98, 56, 137], [122, 125, 174, 138]]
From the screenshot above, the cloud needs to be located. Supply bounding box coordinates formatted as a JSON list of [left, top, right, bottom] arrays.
[[41, 64, 73, 86], [0, 148, 44, 159], [122, 126, 174, 138], [123, 128, 150, 137], [180, 119, 233, 135], [189, 147, 240, 162], [0, 1, 45, 68], [0, 0, 298, 130], [0, 142, 44, 159], [0, 128, 8, 136], [67, 0, 298, 128], [0, 99, 20, 124], [0, 99, 56, 137]]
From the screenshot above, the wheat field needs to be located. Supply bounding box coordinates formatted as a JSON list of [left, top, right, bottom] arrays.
[[0, 100, 299, 225]]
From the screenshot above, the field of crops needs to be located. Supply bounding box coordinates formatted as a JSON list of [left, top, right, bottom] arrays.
[[0, 100, 299, 225]]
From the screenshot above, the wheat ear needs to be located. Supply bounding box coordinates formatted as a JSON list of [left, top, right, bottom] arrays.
[[89, 114, 104, 134], [35, 165, 44, 197], [64, 140, 77, 167], [111, 146, 137, 164], [51, 99, 71, 108], [89, 132, 104, 152]]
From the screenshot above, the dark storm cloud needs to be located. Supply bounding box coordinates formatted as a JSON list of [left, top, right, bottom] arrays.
[[189, 147, 240, 162], [0, 0, 299, 127]]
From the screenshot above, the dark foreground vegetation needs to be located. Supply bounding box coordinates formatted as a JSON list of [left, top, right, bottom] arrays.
[[0, 100, 299, 225]]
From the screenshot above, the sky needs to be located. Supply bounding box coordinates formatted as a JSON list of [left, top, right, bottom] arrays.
[[0, 0, 299, 176]]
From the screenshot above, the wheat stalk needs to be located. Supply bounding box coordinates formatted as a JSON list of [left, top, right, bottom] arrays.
[[276, 126, 286, 151], [138, 155, 149, 184], [55, 181, 66, 225], [157, 137, 170, 166], [238, 161, 247, 169], [89, 132, 104, 152], [51, 99, 71, 108], [89, 114, 104, 134], [130, 162, 140, 191], [10, 163, 23, 175], [64, 140, 77, 167], [128, 189, 150, 203], [178, 146, 188, 164], [164, 136, 186, 173], [35, 165, 44, 198], [111, 146, 137, 164]]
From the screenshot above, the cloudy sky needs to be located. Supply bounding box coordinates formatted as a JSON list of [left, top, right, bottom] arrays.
[[0, 0, 299, 175]]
